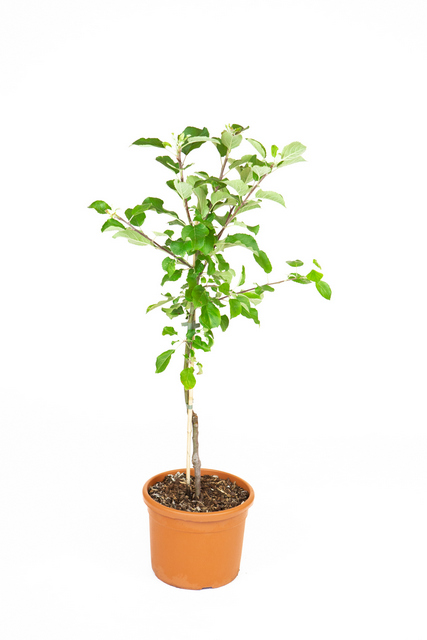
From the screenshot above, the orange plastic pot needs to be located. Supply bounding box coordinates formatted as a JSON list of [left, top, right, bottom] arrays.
[[142, 468, 255, 590]]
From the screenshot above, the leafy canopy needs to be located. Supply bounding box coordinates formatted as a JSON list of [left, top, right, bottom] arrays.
[[89, 124, 331, 390]]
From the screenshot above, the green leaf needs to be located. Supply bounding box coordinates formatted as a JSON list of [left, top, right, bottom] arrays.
[[162, 257, 176, 277], [246, 138, 266, 158], [162, 304, 185, 319], [218, 269, 235, 285], [194, 176, 228, 190], [244, 291, 262, 300], [256, 189, 286, 208], [316, 281, 332, 300], [169, 238, 192, 256], [161, 269, 183, 286], [175, 181, 193, 200], [252, 165, 271, 179], [280, 141, 306, 161], [192, 336, 212, 352], [238, 265, 246, 286], [132, 137, 166, 148], [313, 259, 322, 269], [113, 228, 151, 246], [220, 233, 259, 253], [306, 269, 323, 283], [271, 145, 279, 158], [225, 179, 250, 197], [286, 259, 304, 267], [211, 137, 228, 157], [229, 155, 257, 170], [193, 186, 209, 218], [200, 230, 215, 255], [156, 155, 180, 174], [220, 315, 229, 332], [236, 294, 251, 311], [191, 284, 208, 307], [221, 130, 233, 151], [142, 197, 173, 214], [89, 200, 111, 214], [238, 166, 253, 184], [146, 296, 173, 313], [101, 219, 125, 232], [200, 303, 221, 329], [277, 156, 306, 168], [255, 284, 275, 294], [231, 123, 249, 133], [216, 254, 230, 271], [254, 250, 272, 273], [290, 275, 311, 284], [162, 326, 178, 336], [238, 201, 261, 214], [211, 188, 230, 206], [181, 223, 209, 250], [125, 204, 149, 226], [181, 126, 210, 155], [141, 197, 183, 225], [218, 282, 230, 295], [185, 136, 213, 145], [229, 298, 241, 318], [180, 367, 196, 390], [230, 134, 243, 149], [241, 305, 260, 325], [155, 349, 175, 373]]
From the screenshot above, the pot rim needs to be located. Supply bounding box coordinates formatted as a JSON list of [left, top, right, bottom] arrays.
[[142, 467, 255, 522]]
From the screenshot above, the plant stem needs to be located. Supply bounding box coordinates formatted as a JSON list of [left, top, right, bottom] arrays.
[[114, 215, 192, 268], [192, 412, 201, 500], [177, 150, 193, 226], [184, 301, 195, 487], [218, 279, 291, 301], [184, 253, 198, 488], [186, 385, 194, 488], [216, 174, 268, 242], [218, 152, 229, 182]]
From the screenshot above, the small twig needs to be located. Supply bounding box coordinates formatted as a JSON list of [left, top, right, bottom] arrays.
[[218, 152, 229, 182], [216, 173, 268, 242], [115, 215, 192, 268], [218, 279, 291, 300]]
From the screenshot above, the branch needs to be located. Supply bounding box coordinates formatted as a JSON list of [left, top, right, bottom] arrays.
[[218, 279, 290, 300], [216, 173, 268, 242], [115, 215, 192, 268], [218, 152, 229, 182], [192, 411, 201, 500]]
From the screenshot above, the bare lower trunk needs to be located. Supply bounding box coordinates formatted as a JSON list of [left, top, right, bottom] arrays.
[[192, 412, 201, 499], [185, 300, 195, 489], [185, 387, 193, 490]]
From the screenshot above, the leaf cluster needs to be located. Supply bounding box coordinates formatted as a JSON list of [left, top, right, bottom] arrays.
[[89, 124, 331, 390]]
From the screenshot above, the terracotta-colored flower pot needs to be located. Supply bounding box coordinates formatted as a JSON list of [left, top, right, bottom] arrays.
[[142, 468, 255, 590]]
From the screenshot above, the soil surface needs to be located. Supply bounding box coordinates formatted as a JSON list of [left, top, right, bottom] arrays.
[[148, 472, 249, 512]]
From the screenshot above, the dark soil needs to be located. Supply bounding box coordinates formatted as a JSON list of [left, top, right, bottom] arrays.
[[148, 472, 249, 513]]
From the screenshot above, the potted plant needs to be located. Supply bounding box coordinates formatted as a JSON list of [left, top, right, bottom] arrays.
[[89, 123, 331, 590]]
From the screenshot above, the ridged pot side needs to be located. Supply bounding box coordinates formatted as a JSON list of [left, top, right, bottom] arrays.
[[142, 468, 255, 590]]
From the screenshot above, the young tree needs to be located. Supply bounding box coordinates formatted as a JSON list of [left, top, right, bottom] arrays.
[[89, 124, 331, 500]]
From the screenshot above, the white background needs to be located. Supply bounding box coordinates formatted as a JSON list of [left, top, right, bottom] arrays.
[[1, 0, 426, 638]]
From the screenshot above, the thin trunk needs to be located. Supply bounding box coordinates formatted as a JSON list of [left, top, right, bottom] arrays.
[[192, 412, 201, 499], [185, 301, 196, 488], [185, 387, 193, 489], [184, 253, 198, 489]]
